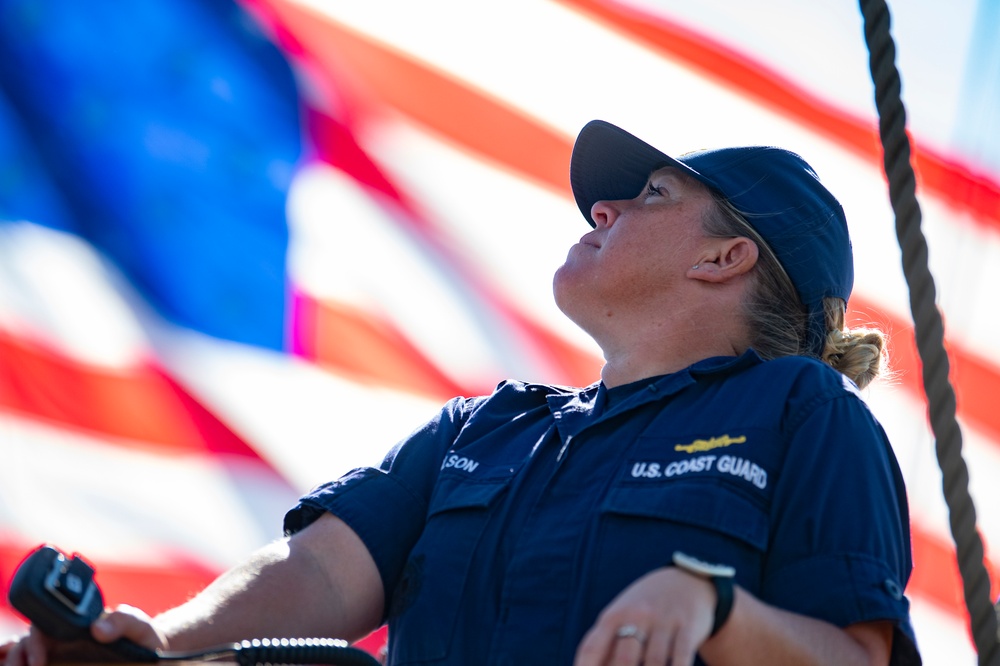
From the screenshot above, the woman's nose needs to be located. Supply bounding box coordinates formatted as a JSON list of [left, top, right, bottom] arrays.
[[590, 199, 619, 228]]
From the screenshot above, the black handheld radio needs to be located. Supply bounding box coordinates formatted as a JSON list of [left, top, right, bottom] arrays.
[[9, 545, 108, 642]]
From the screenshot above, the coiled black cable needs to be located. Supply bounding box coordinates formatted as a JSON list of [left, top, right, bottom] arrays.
[[228, 638, 379, 666], [106, 636, 380, 666]]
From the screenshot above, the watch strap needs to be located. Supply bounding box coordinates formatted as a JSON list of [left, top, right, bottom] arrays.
[[708, 574, 734, 636], [672, 551, 735, 637]]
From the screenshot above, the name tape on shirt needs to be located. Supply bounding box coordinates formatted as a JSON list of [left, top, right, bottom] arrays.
[[441, 454, 480, 473]]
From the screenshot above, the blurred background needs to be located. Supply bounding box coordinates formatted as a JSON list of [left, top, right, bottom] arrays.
[[1, 0, 998, 662]]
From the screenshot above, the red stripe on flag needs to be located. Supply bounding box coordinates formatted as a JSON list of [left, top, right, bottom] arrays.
[[910, 522, 999, 641], [294, 292, 471, 400], [0, 329, 263, 459], [847, 296, 1000, 445]]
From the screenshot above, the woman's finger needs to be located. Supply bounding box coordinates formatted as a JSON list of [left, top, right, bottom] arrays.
[[91, 605, 166, 651]]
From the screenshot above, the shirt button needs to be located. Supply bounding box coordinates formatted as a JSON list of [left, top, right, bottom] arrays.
[[883, 578, 903, 600]]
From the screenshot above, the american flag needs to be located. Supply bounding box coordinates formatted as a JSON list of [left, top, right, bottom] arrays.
[[1, 1, 997, 662]]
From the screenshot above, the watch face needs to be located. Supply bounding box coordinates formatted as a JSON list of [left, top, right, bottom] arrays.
[[672, 551, 736, 578]]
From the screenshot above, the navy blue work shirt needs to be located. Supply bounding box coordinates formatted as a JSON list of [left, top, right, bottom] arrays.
[[285, 351, 920, 665]]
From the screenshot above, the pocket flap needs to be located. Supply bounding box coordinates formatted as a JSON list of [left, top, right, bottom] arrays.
[[601, 482, 768, 550], [428, 475, 510, 516]]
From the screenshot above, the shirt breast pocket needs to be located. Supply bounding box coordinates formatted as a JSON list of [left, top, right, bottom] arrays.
[[583, 482, 770, 615], [387, 472, 510, 664]]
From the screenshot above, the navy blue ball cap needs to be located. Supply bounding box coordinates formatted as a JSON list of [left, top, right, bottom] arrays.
[[570, 119, 854, 356]]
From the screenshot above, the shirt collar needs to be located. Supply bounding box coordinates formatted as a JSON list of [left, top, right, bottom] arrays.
[[687, 348, 764, 377], [542, 349, 765, 418], [596, 349, 764, 415]]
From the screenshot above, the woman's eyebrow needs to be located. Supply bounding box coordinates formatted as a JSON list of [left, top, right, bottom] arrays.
[[647, 168, 692, 189]]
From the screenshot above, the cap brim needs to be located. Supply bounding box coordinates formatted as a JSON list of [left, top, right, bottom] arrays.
[[570, 120, 705, 226]]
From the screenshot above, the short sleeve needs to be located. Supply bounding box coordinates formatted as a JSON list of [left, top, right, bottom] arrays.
[[283, 396, 483, 608], [763, 389, 920, 663]]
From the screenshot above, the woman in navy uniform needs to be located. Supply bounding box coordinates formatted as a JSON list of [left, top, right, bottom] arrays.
[[2, 121, 920, 665]]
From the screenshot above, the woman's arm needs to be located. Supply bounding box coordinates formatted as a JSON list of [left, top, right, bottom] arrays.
[[2, 512, 383, 666], [157, 512, 383, 649], [574, 566, 891, 666], [701, 582, 891, 665]]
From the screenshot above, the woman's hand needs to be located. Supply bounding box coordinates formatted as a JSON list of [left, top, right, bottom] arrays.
[[574, 566, 718, 666], [1, 605, 167, 666], [2, 624, 55, 666]]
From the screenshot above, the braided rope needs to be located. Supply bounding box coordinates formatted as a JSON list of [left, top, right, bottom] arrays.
[[858, 0, 999, 661]]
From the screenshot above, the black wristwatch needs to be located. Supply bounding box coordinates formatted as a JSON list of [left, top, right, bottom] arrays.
[[672, 551, 736, 636]]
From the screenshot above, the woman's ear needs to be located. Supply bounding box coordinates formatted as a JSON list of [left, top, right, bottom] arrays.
[[687, 237, 759, 283]]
